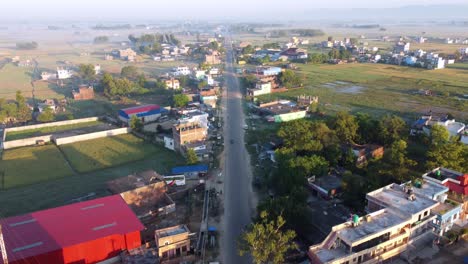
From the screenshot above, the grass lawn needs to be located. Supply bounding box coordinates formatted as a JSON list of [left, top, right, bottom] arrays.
[[447, 63, 468, 70], [0, 143, 184, 217], [0, 145, 74, 189], [59, 134, 161, 173], [257, 63, 468, 120], [0, 64, 33, 99], [5, 120, 102, 141]]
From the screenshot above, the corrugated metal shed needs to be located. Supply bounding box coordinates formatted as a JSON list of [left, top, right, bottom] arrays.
[[119, 104, 160, 119], [0, 195, 144, 264], [171, 164, 209, 175]]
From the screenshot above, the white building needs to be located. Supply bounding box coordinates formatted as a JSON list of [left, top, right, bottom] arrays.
[[248, 82, 272, 97], [94, 64, 101, 75], [164, 136, 175, 151], [428, 57, 445, 70], [172, 66, 191, 76], [56, 67, 73, 79]]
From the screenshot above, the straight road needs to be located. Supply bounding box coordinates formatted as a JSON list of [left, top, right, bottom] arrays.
[[222, 35, 254, 264]]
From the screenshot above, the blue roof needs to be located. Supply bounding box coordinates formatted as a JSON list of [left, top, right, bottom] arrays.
[[171, 164, 209, 174]]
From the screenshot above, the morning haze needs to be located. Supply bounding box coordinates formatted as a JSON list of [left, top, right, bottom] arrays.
[[0, 1, 467, 264]]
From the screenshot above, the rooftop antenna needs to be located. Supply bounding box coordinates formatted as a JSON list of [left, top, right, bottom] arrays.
[[0, 225, 8, 264]]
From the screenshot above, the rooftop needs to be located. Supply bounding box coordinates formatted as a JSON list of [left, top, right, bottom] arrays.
[[155, 225, 189, 238], [410, 181, 448, 200], [0, 195, 144, 263], [120, 104, 160, 115], [171, 164, 208, 174], [337, 209, 408, 245], [424, 168, 465, 182], [367, 184, 438, 216], [259, 100, 304, 115]]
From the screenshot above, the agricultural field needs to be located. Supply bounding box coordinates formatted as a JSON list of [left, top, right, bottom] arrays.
[[0, 64, 34, 99], [0, 144, 74, 189], [257, 63, 468, 120], [59, 134, 162, 173], [5, 120, 103, 141]]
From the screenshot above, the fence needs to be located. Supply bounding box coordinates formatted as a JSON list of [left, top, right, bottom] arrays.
[[4, 117, 99, 133], [2, 135, 53, 149], [54, 128, 131, 145]]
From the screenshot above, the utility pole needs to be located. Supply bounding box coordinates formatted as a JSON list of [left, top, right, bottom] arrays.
[[0, 225, 8, 264]]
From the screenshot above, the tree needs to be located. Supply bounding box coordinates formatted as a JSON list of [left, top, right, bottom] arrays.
[[279, 70, 301, 88], [186, 149, 198, 165], [308, 53, 328, 64], [383, 139, 417, 182], [173, 94, 189, 108], [129, 115, 143, 131], [378, 115, 407, 145], [356, 113, 380, 143], [37, 106, 54, 122], [137, 74, 147, 88], [328, 48, 340, 59], [427, 140, 467, 172], [16, 41, 38, 50], [277, 120, 322, 153], [333, 111, 358, 143], [78, 64, 96, 81], [239, 211, 297, 264], [430, 124, 450, 146], [288, 155, 329, 177], [15, 91, 31, 122], [93, 36, 109, 44], [198, 80, 208, 89], [242, 45, 256, 55], [350, 38, 358, 45], [121, 66, 139, 79]]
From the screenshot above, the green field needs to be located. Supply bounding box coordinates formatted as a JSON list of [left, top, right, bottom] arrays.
[[59, 134, 161, 173], [5, 120, 102, 141], [258, 63, 468, 120], [447, 63, 468, 70], [0, 134, 184, 216], [0, 145, 74, 189], [0, 64, 34, 99]]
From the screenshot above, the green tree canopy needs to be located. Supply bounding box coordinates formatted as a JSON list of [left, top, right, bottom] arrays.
[[186, 149, 199, 165], [378, 115, 407, 145], [333, 111, 358, 143], [279, 70, 301, 88], [173, 94, 189, 108], [430, 124, 450, 146], [121, 66, 139, 79], [15, 91, 31, 122], [239, 211, 297, 264], [37, 106, 55, 122], [427, 140, 467, 172], [129, 115, 143, 131], [78, 64, 96, 81]]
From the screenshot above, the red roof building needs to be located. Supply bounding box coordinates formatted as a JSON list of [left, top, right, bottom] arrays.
[[423, 167, 468, 195], [0, 195, 144, 264]]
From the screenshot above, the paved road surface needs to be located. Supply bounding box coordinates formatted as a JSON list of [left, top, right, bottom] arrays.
[[222, 35, 254, 264]]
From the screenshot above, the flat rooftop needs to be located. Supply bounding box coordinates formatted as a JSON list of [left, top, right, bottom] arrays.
[[314, 247, 349, 263], [260, 100, 303, 115], [156, 225, 189, 238], [337, 209, 407, 245], [425, 168, 464, 182], [368, 184, 438, 216], [411, 181, 448, 199]]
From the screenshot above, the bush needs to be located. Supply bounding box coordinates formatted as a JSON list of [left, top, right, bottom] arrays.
[[16, 41, 38, 50]]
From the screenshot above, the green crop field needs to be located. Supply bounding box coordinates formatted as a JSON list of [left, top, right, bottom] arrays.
[[257, 63, 468, 120], [59, 134, 161, 173], [5, 120, 102, 141], [0, 145, 74, 189], [0, 137, 184, 217], [0, 64, 34, 99]]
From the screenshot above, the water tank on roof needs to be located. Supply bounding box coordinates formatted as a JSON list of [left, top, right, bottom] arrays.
[[353, 214, 359, 224]]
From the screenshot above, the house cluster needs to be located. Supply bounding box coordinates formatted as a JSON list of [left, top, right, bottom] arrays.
[[247, 66, 283, 97], [411, 112, 467, 144], [237, 40, 309, 64], [445, 37, 468, 44], [308, 166, 467, 264], [253, 99, 309, 123], [379, 41, 468, 69], [0, 168, 211, 264], [153, 44, 191, 62]]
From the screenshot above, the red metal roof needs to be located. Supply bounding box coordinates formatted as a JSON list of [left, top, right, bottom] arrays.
[[0, 195, 144, 263], [121, 104, 160, 115]]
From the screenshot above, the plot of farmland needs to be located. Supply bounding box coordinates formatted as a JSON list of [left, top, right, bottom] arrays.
[[0, 144, 74, 188], [0, 64, 33, 99], [59, 134, 161, 173], [5, 120, 104, 141]]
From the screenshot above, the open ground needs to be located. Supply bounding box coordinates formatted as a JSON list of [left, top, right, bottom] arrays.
[[257, 63, 468, 121]]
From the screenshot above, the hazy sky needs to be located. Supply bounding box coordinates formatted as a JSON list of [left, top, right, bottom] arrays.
[[3, 0, 468, 21]]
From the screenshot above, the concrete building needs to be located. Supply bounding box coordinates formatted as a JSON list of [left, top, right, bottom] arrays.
[[256, 66, 282, 76], [308, 180, 462, 264], [172, 66, 191, 76], [155, 225, 191, 259], [248, 82, 272, 97], [205, 51, 221, 65], [118, 104, 162, 124], [118, 48, 137, 60], [172, 121, 207, 151], [72, 85, 95, 101], [257, 100, 307, 123], [0, 195, 143, 264], [394, 42, 410, 53], [41, 71, 56, 80], [422, 168, 468, 225], [165, 78, 180, 89], [56, 67, 72, 79]]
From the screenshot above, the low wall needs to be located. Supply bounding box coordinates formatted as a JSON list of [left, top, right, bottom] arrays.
[[5, 117, 99, 133], [2, 135, 53, 149], [54, 128, 130, 145]]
